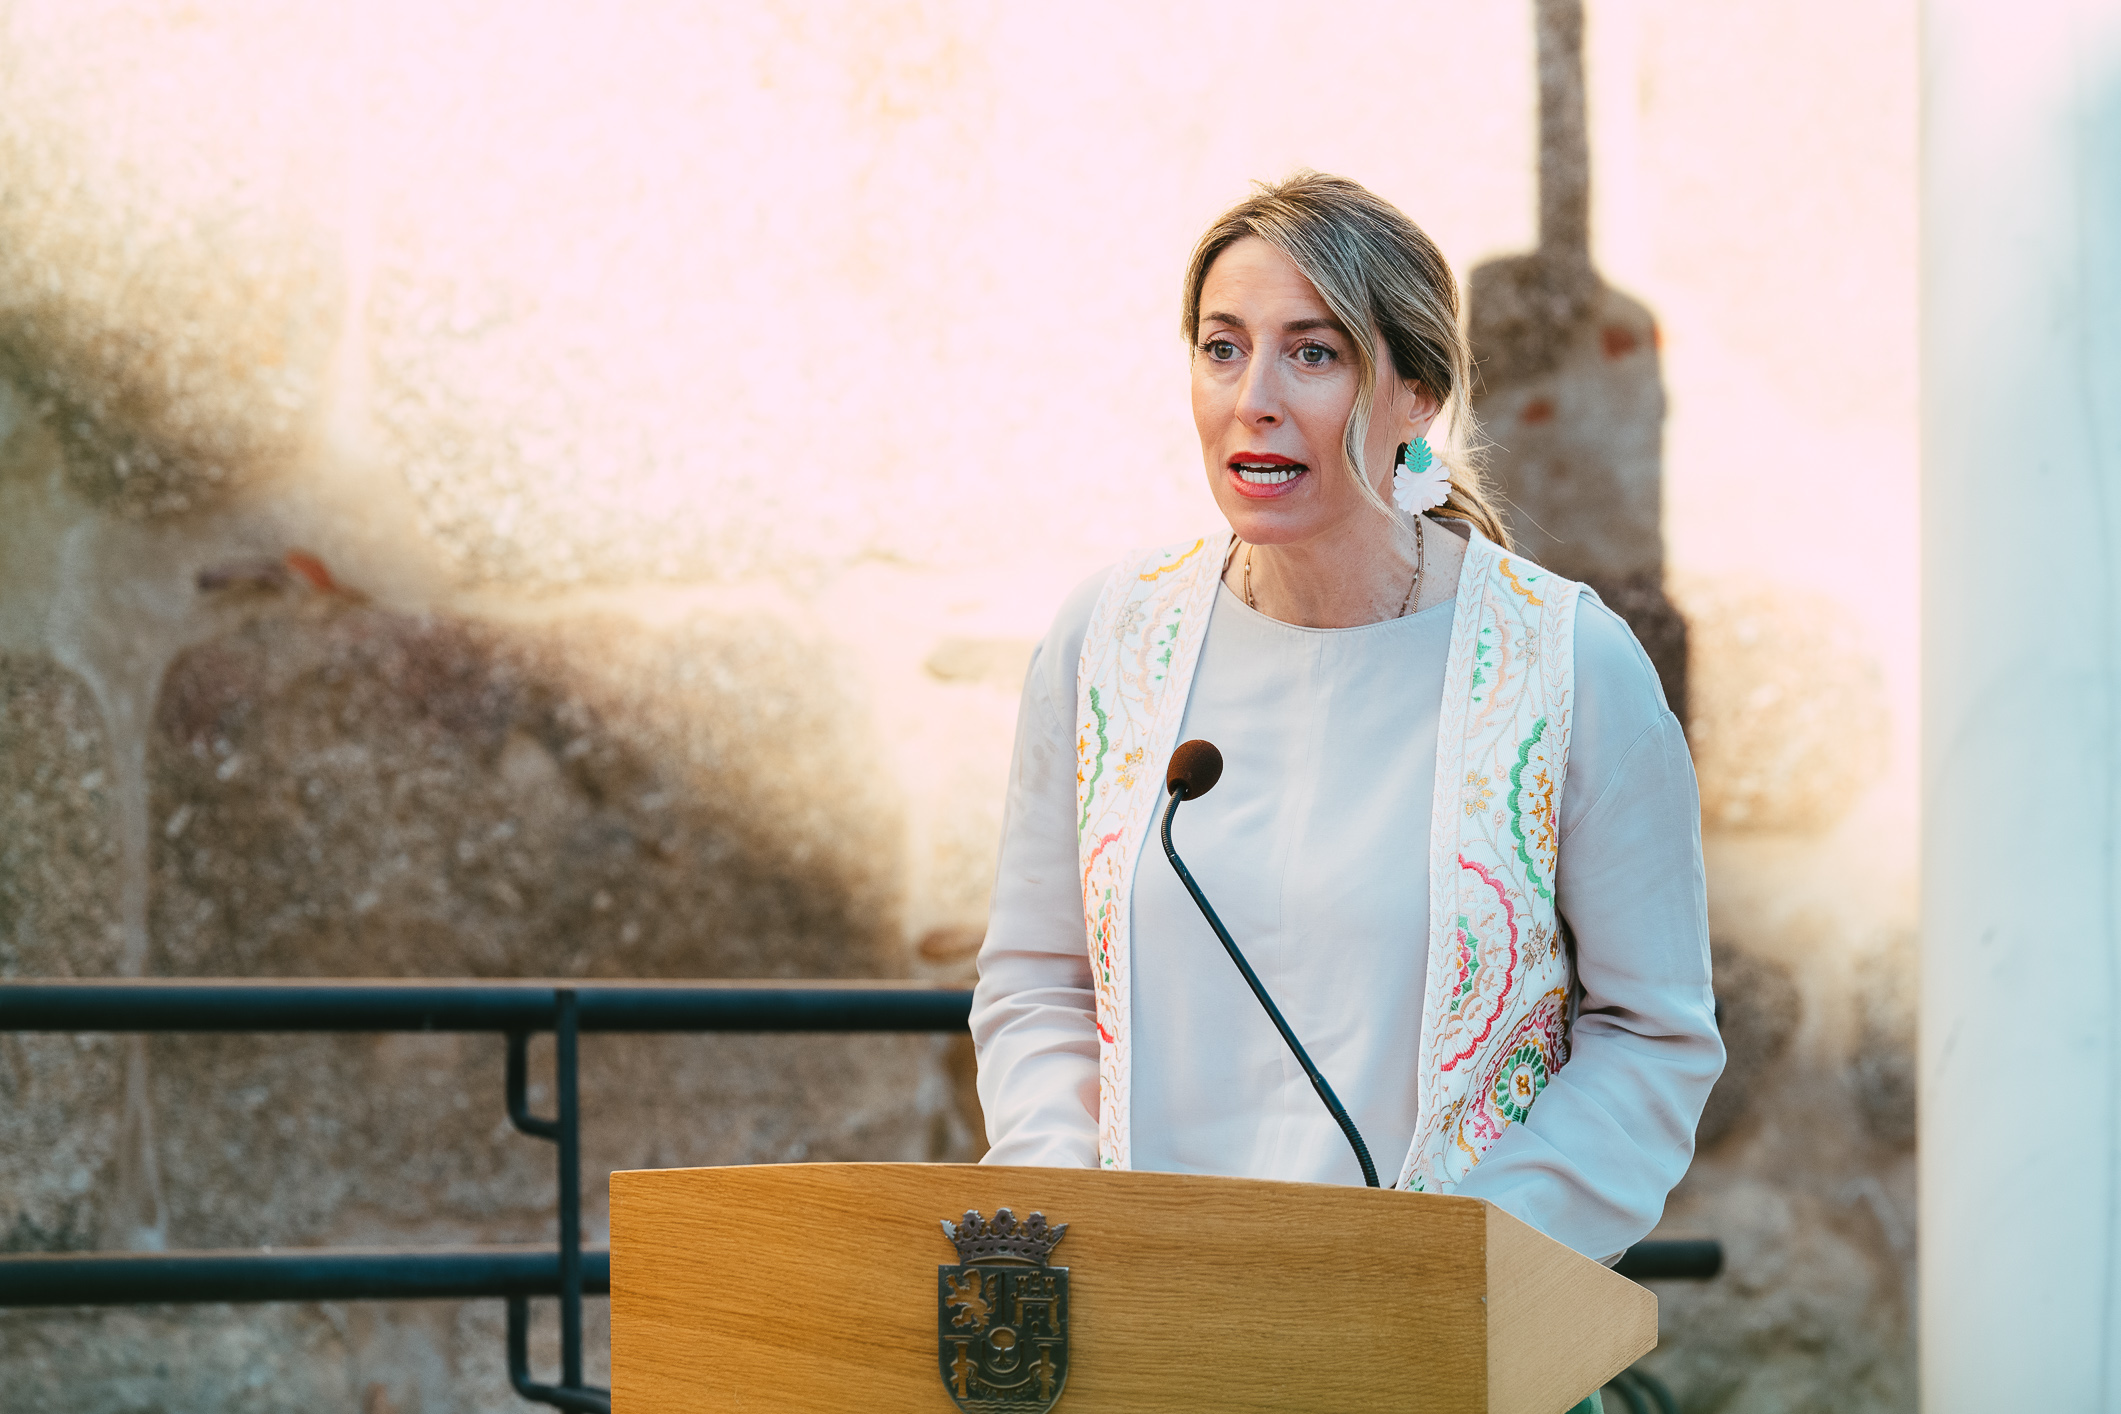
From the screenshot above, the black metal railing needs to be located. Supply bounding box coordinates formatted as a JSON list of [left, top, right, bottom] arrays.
[[0, 979, 1717, 1412], [0, 979, 969, 1412]]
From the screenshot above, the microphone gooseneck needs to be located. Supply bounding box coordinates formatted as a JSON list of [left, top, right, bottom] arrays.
[[1159, 739, 1381, 1189]]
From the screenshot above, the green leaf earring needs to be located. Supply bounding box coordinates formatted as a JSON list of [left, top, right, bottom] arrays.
[[1392, 437, 1449, 514]]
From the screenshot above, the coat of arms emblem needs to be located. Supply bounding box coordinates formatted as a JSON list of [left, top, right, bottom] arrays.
[[936, 1208, 1069, 1411]]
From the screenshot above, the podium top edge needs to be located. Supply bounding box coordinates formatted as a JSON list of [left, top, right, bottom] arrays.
[[607, 1161, 1491, 1206]]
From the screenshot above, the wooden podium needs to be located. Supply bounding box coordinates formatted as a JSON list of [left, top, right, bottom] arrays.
[[610, 1163, 1655, 1413]]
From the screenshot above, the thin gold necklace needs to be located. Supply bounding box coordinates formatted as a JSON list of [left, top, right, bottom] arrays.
[[1244, 516, 1425, 619]]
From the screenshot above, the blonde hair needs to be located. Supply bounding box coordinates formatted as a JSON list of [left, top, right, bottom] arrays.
[[1181, 171, 1511, 547]]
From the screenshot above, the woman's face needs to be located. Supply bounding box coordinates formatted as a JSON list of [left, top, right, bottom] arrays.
[[1191, 236, 1437, 548]]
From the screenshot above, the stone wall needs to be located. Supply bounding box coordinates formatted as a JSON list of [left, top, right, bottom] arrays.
[[0, 405, 980, 1412]]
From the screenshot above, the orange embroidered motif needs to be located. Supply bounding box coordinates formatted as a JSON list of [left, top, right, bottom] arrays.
[[1498, 559, 1544, 606], [1135, 539, 1206, 582]]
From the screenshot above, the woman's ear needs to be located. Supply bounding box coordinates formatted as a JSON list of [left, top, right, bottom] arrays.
[[1405, 382, 1443, 438]]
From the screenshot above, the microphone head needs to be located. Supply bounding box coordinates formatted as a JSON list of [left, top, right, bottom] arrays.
[[1165, 739, 1224, 800]]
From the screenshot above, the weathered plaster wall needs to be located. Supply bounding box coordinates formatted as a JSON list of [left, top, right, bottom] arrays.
[[0, 1, 1918, 1409]]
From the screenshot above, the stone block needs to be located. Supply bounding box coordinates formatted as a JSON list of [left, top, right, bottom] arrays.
[[148, 600, 902, 980], [1680, 578, 1891, 834], [1697, 942, 1802, 1152], [1647, 1175, 1914, 1412], [0, 1305, 356, 1414], [0, 656, 128, 1254], [1850, 931, 1916, 1152]]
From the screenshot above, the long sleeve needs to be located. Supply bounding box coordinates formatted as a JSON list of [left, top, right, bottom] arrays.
[[969, 572, 1109, 1167], [1452, 599, 1725, 1259]]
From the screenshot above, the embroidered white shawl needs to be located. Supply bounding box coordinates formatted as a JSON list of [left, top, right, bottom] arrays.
[[1072, 526, 1581, 1189]]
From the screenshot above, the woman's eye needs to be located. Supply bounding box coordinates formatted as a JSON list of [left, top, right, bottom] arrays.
[[1204, 338, 1240, 361], [1296, 344, 1333, 366]]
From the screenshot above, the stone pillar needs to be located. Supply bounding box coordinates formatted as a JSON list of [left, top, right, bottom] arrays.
[[1468, 0, 1686, 721], [1920, 2, 2121, 1406]]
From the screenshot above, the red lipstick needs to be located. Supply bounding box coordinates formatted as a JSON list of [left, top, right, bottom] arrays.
[[1226, 452, 1310, 499]]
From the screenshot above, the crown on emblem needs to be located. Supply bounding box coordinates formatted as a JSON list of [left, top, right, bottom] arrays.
[[940, 1207, 1067, 1266]]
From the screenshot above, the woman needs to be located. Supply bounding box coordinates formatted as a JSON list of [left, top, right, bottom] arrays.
[[970, 173, 1722, 1371]]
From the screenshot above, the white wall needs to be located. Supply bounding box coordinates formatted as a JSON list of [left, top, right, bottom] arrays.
[[1921, 1, 2121, 1406]]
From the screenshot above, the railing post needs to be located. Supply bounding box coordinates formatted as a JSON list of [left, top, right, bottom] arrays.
[[556, 987, 583, 1391], [500, 995, 605, 1412]]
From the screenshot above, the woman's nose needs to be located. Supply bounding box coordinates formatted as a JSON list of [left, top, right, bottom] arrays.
[[1234, 360, 1282, 425]]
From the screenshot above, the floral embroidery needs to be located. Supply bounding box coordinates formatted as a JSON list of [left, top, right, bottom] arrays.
[[1398, 533, 1580, 1192], [1474, 991, 1570, 1131], [1116, 748, 1144, 790], [1073, 528, 1581, 1189], [1490, 1042, 1551, 1123], [1075, 534, 1229, 1169]]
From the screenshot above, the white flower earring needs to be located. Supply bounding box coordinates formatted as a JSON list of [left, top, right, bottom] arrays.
[[1392, 437, 1450, 515]]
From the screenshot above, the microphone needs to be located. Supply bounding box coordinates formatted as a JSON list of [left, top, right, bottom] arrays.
[[1160, 739, 1381, 1188]]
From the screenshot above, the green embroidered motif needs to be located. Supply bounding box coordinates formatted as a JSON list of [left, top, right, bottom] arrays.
[[1450, 917, 1481, 1013], [1154, 608, 1182, 679], [1507, 717, 1554, 901], [1078, 687, 1111, 839], [1491, 1042, 1551, 1123]]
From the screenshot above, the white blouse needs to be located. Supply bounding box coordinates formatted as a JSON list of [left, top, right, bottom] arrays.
[[970, 553, 1723, 1261]]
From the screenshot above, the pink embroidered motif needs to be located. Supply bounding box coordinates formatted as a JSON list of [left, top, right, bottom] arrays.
[[1438, 855, 1522, 1072]]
